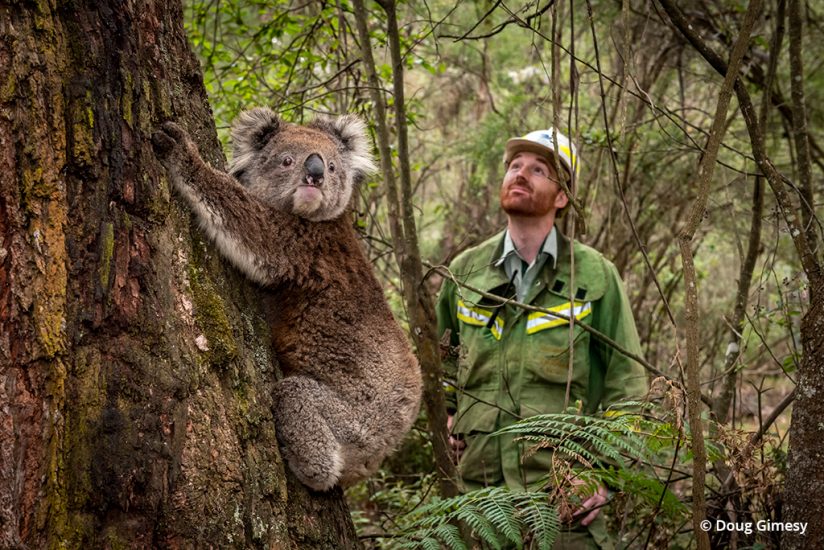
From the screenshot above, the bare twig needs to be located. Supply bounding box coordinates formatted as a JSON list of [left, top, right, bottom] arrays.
[[353, 0, 458, 497], [669, 1, 764, 547], [788, 0, 818, 257]]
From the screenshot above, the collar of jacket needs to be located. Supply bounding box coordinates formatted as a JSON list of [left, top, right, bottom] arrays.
[[495, 227, 558, 270], [451, 226, 609, 306]]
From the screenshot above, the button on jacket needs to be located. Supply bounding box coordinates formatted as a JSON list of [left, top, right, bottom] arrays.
[[437, 228, 648, 492]]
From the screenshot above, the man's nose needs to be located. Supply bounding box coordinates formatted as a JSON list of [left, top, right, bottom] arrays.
[[515, 163, 533, 178], [513, 165, 532, 182]]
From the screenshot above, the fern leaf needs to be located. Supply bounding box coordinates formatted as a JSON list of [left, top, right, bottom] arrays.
[[433, 523, 468, 550], [513, 492, 559, 550], [455, 503, 502, 549], [475, 488, 522, 544]]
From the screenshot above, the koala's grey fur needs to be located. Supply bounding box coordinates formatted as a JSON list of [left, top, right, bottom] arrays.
[[153, 108, 422, 491]]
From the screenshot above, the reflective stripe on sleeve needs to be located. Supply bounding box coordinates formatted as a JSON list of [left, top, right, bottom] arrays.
[[526, 301, 591, 334]]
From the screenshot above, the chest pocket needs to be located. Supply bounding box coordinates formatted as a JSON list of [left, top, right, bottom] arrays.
[[522, 299, 592, 387], [454, 299, 504, 389]]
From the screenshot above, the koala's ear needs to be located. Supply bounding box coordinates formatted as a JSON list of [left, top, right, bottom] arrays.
[[229, 107, 281, 181], [309, 115, 377, 184]]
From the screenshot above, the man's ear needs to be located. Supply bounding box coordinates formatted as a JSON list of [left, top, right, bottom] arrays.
[[554, 189, 569, 210]]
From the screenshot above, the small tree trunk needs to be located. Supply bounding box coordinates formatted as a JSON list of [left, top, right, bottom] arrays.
[[669, 1, 762, 548], [0, 2, 358, 548], [351, 0, 458, 497], [787, 0, 817, 261], [782, 279, 824, 548]]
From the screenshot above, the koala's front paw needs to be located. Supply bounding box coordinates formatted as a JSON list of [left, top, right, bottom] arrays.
[[151, 122, 185, 157], [152, 122, 198, 168]]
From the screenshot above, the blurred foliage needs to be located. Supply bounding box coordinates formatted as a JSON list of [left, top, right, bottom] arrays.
[[183, 0, 822, 547]]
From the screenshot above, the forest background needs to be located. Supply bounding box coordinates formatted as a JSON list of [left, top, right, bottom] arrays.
[[2, 0, 822, 548], [183, 0, 822, 547]]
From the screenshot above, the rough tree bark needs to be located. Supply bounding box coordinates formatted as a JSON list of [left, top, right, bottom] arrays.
[[0, 1, 359, 548]]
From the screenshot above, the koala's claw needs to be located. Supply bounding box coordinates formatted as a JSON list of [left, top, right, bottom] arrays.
[[152, 122, 189, 160], [160, 121, 188, 141], [151, 128, 176, 159]]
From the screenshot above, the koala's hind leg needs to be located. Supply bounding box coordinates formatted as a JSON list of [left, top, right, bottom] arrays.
[[272, 376, 347, 492]]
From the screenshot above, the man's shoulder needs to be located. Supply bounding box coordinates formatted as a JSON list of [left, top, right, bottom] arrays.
[[555, 237, 623, 301], [447, 230, 505, 273], [555, 236, 614, 273], [569, 239, 613, 269]]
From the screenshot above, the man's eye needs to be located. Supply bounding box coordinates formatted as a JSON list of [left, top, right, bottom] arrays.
[[533, 166, 547, 177]]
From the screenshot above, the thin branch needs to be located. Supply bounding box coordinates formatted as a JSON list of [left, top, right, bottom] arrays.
[[788, 0, 818, 258], [670, 1, 764, 547], [584, 0, 678, 330], [657, 0, 822, 283]]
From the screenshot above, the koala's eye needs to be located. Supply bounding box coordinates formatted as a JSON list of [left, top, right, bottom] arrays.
[[328, 161, 336, 173], [282, 156, 294, 167]]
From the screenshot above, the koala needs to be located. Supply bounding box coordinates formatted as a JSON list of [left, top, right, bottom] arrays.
[[152, 108, 422, 491]]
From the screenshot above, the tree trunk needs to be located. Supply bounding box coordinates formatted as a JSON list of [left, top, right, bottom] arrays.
[[782, 277, 824, 548], [0, 1, 359, 548]]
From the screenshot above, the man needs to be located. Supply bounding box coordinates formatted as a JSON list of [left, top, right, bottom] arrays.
[[436, 128, 648, 549]]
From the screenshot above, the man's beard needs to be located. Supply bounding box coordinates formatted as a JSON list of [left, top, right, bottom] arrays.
[[500, 184, 554, 218]]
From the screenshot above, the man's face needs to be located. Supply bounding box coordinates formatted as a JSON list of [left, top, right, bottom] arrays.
[[500, 151, 569, 218]]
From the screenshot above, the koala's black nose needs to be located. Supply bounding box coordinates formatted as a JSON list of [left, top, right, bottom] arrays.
[[304, 154, 325, 186]]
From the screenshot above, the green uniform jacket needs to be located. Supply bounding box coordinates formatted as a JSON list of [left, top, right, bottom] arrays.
[[437, 229, 648, 492]]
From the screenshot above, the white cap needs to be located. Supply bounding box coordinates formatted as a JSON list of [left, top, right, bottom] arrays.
[[504, 128, 579, 182]]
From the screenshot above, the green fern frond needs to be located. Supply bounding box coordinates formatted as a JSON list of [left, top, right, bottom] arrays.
[[575, 424, 632, 464], [552, 437, 601, 465], [381, 487, 559, 550], [513, 492, 559, 550], [601, 469, 687, 519], [432, 523, 468, 550], [475, 489, 522, 544], [493, 413, 654, 468], [455, 503, 502, 548]]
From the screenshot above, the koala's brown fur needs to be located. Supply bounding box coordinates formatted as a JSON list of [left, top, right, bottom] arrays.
[[153, 108, 422, 491]]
